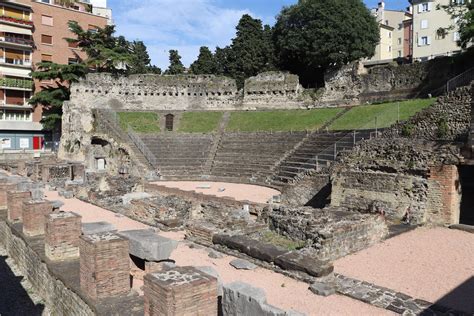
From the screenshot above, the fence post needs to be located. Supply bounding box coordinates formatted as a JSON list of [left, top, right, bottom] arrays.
[[353, 130, 356, 145], [316, 156, 319, 172], [334, 143, 337, 160]]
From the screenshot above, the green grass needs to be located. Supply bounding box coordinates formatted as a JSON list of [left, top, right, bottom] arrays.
[[260, 231, 305, 251], [117, 112, 161, 133], [178, 112, 223, 133], [329, 98, 436, 131], [226, 108, 343, 132]]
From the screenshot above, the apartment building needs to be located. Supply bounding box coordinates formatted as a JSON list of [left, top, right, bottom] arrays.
[[0, 0, 109, 150], [410, 0, 468, 61], [369, 1, 413, 64]]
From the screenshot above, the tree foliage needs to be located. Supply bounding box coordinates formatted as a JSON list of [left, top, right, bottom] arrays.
[[165, 50, 185, 75], [190, 46, 217, 75], [29, 62, 87, 130], [441, 1, 474, 48], [226, 14, 276, 87], [273, 0, 379, 85]]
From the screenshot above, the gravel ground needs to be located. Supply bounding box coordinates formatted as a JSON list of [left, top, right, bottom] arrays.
[[44, 190, 393, 316], [152, 181, 280, 204], [335, 227, 474, 314]]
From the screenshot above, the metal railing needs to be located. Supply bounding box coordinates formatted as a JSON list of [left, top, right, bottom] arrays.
[[97, 109, 158, 167], [0, 36, 34, 46], [0, 78, 33, 89], [447, 66, 474, 92]]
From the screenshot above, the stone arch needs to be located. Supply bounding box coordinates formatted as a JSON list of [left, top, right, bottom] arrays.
[[165, 114, 175, 131]]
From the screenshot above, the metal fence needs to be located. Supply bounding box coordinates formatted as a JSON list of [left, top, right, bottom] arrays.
[[447, 66, 474, 93], [96, 109, 158, 167]]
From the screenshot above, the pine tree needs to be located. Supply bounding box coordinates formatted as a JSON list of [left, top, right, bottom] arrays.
[[129, 41, 152, 74], [29, 62, 87, 131], [165, 50, 185, 75], [190, 46, 217, 74]]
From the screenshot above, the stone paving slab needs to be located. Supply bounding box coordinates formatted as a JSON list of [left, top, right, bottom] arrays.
[[118, 229, 178, 261]]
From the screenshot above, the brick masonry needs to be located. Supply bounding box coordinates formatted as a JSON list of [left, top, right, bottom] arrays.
[[144, 267, 218, 316], [22, 200, 53, 237], [0, 183, 17, 209], [80, 232, 130, 301], [7, 191, 31, 223], [45, 212, 82, 261]]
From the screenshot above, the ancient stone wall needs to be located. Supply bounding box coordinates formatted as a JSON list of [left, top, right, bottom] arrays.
[[320, 58, 462, 106], [0, 220, 95, 316], [280, 173, 330, 208], [330, 138, 462, 225], [383, 85, 472, 141]]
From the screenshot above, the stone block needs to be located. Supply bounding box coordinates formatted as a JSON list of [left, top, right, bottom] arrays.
[[45, 212, 82, 261], [58, 190, 74, 199], [82, 221, 116, 235], [274, 251, 333, 277], [7, 190, 31, 222], [195, 266, 223, 296], [309, 282, 336, 297], [30, 189, 44, 200], [22, 200, 53, 237], [80, 232, 130, 301], [118, 229, 178, 261], [50, 200, 64, 210], [229, 259, 257, 270], [222, 282, 304, 316], [144, 266, 218, 316], [122, 192, 152, 205]]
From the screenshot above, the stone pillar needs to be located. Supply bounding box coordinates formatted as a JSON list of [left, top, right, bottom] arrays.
[[428, 164, 461, 225], [0, 183, 17, 209], [22, 200, 53, 237], [144, 266, 218, 316], [7, 191, 31, 222], [45, 212, 82, 261], [80, 232, 130, 301], [41, 165, 51, 183]]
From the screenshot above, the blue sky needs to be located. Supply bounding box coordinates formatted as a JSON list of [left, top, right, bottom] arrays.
[[110, 0, 409, 69]]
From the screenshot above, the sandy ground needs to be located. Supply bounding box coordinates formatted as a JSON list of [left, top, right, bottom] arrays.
[[152, 181, 280, 204], [335, 227, 474, 313], [44, 191, 393, 316]]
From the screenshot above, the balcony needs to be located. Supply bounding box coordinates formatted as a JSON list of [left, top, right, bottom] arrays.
[[0, 36, 34, 48], [0, 57, 31, 67], [0, 15, 33, 28], [0, 100, 32, 109], [0, 78, 33, 90]]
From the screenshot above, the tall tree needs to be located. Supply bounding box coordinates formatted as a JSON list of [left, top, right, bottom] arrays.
[[129, 40, 152, 74], [214, 46, 232, 76], [273, 0, 379, 86], [66, 21, 131, 73], [190, 46, 217, 74], [441, 1, 474, 48], [29, 62, 87, 131], [165, 50, 185, 75], [227, 14, 276, 87]]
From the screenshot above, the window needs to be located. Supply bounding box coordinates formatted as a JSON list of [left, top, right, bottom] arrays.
[[41, 35, 53, 45], [388, 32, 392, 38], [398, 38, 402, 45], [421, 20, 429, 29], [88, 25, 99, 33], [454, 32, 461, 41], [419, 2, 431, 12], [385, 20, 389, 26], [68, 41, 79, 48], [41, 54, 52, 62], [41, 15, 53, 26], [420, 36, 430, 46], [398, 51, 402, 57], [68, 58, 79, 65], [452, 0, 465, 5], [388, 46, 392, 52]]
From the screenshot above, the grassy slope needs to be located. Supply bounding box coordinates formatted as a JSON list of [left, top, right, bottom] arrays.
[[178, 111, 223, 133], [117, 112, 161, 133], [329, 98, 436, 131], [226, 108, 343, 132]]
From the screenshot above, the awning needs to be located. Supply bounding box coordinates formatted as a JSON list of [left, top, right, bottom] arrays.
[[0, 24, 32, 36]]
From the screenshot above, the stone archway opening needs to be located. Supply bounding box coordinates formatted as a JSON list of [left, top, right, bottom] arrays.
[[165, 114, 174, 132]]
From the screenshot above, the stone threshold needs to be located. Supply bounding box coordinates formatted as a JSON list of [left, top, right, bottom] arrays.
[[335, 274, 467, 315]]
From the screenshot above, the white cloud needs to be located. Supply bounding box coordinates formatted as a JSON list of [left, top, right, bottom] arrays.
[[113, 0, 263, 69]]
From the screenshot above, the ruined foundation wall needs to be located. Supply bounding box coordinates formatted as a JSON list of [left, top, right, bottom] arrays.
[[0, 221, 94, 316], [280, 174, 330, 208]]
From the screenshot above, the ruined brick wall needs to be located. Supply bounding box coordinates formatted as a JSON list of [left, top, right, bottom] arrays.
[[269, 206, 388, 261], [321, 58, 467, 106], [330, 138, 462, 225], [0, 220, 94, 316], [280, 173, 330, 208], [383, 84, 472, 141], [427, 165, 461, 225]]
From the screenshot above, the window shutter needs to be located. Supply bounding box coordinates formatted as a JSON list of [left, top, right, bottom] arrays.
[[418, 4, 422, 13], [418, 36, 423, 46], [427, 36, 431, 45], [427, 2, 432, 11]]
